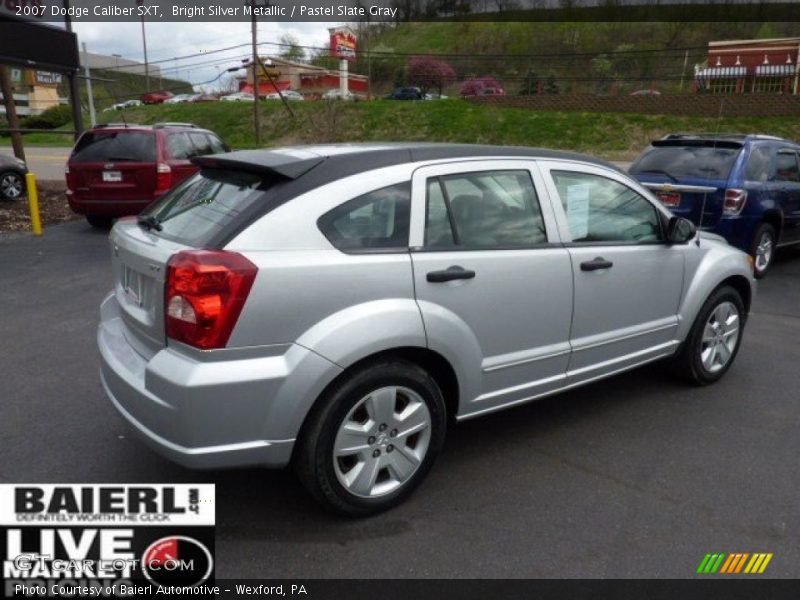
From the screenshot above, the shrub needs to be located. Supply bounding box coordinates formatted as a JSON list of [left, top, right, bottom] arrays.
[[22, 104, 73, 130]]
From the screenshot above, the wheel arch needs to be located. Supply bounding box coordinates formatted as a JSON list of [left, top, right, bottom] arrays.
[[292, 346, 460, 460]]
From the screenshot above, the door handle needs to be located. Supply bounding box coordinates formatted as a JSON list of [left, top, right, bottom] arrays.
[[580, 257, 614, 271], [427, 266, 476, 283]]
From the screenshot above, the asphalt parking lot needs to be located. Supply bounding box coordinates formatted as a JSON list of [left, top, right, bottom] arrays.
[[1, 220, 799, 579]]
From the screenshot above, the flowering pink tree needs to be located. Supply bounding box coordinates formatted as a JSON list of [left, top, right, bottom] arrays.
[[407, 56, 456, 96], [460, 76, 504, 97]]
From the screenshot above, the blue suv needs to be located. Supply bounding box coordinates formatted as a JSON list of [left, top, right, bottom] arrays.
[[630, 134, 800, 278]]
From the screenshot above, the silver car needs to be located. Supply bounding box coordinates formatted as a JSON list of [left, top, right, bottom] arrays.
[[98, 144, 755, 515]]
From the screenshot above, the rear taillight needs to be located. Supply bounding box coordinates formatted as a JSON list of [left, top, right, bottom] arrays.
[[165, 250, 257, 350], [155, 163, 172, 194], [65, 165, 73, 192], [723, 189, 748, 215]]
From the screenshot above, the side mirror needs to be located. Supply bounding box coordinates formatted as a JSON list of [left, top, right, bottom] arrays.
[[667, 216, 697, 244]]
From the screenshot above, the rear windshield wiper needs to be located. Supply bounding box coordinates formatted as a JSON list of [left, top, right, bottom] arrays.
[[634, 168, 677, 183], [137, 214, 162, 232]]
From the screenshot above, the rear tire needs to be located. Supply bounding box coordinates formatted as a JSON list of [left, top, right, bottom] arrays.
[[750, 223, 776, 279], [671, 285, 745, 386], [294, 359, 447, 517], [86, 215, 113, 229]]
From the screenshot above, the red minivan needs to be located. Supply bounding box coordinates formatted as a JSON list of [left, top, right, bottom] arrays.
[[66, 123, 229, 227]]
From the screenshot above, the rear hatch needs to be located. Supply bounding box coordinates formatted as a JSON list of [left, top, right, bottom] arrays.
[[630, 139, 743, 228], [68, 129, 157, 202], [108, 160, 302, 355]]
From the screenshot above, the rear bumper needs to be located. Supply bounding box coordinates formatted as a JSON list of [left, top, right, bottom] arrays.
[[97, 293, 340, 469], [68, 195, 155, 217]]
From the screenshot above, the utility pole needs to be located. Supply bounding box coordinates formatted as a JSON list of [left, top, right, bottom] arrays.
[[0, 66, 25, 162], [251, 0, 261, 146], [63, 2, 84, 140], [679, 50, 689, 92], [136, 0, 150, 91], [82, 43, 96, 127]]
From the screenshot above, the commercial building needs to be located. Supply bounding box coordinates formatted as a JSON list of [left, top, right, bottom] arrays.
[[695, 37, 800, 94]]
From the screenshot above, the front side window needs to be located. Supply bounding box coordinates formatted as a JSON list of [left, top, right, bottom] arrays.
[[423, 170, 547, 249], [773, 151, 800, 183], [318, 182, 411, 251], [552, 171, 663, 244]]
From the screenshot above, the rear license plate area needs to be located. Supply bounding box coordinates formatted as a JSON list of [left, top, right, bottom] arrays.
[[103, 170, 122, 183], [656, 191, 681, 207]]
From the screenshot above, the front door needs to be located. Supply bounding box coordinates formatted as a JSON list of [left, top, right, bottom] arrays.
[[539, 162, 686, 386], [409, 160, 574, 418]]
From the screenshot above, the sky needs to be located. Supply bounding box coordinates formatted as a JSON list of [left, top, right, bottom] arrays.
[[72, 22, 337, 90]]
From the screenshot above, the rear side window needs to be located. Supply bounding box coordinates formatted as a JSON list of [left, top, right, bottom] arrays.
[[745, 146, 772, 182], [631, 145, 741, 180], [71, 131, 155, 163], [773, 150, 800, 182], [208, 135, 227, 154], [424, 170, 547, 248], [189, 132, 214, 156], [144, 169, 267, 246], [318, 182, 411, 251], [165, 132, 196, 159]]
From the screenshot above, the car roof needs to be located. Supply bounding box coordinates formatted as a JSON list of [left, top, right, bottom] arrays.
[[658, 133, 793, 144], [87, 122, 212, 133], [193, 142, 622, 180]]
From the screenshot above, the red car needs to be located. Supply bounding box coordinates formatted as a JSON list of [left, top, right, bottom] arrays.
[[66, 122, 229, 228], [140, 90, 174, 104]]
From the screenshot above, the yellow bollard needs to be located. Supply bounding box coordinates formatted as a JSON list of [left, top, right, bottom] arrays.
[[25, 172, 43, 236]]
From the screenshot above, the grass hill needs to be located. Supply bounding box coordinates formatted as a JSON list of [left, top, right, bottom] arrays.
[[10, 99, 799, 160]]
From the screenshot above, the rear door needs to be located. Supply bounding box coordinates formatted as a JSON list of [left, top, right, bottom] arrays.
[[771, 148, 800, 243], [68, 130, 157, 202], [539, 161, 685, 385], [630, 141, 743, 228], [409, 160, 573, 417]]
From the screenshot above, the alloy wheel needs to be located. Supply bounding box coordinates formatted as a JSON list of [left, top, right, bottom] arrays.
[[754, 231, 774, 274], [700, 301, 740, 373], [333, 386, 432, 498], [0, 173, 23, 200]]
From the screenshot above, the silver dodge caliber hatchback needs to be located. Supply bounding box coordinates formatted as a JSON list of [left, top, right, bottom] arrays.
[[99, 144, 756, 515]]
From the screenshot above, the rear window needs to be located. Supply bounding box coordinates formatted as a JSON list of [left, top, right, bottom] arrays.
[[142, 169, 268, 246], [631, 145, 741, 180], [71, 131, 156, 163]]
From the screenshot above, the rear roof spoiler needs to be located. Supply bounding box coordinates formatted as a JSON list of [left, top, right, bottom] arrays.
[[191, 150, 325, 179], [652, 139, 743, 150]]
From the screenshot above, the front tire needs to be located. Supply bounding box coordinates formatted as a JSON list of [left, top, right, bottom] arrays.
[[294, 359, 447, 517], [671, 285, 745, 386], [751, 223, 776, 279]]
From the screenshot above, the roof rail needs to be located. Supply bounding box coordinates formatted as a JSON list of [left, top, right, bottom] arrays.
[[661, 132, 788, 142], [94, 123, 132, 128], [152, 122, 198, 129]]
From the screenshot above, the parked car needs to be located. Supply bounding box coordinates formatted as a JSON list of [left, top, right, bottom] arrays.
[[66, 122, 230, 228], [630, 133, 800, 277], [265, 90, 304, 101], [322, 89, 357, 101], [190, 94, 219, 103], [164, 94, 194, 104], [476, 87, 506, 96], [386, 87, 424, 100], [0, 154, 27, 200], [98, 143, 755, 516], [220, 92, 254, 102], [140, 91, 174, 105], [630, 89, 661, 96], [424, 93, 449, 100], [104, 99, 143, 112]]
